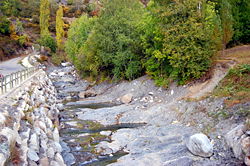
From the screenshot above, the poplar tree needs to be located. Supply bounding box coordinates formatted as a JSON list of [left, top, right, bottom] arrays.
[[40, 0, 50, 36], [56, 5, 64, 50], [220, 0, 234, 50]]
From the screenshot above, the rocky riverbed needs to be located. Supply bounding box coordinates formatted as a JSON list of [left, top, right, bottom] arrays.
[[0, 62, 248, 166], [0, 70, 66, 166], [47, 63, 249, 166]]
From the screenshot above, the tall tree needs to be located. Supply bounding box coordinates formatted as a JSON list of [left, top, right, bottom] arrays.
[[56, 5, 64, 50], [80, 0, 146, 80], [220, 0, 234, 50], [143, 0, 221, 84], [229, 0, 250, 44], [40, 0, 50, 36]]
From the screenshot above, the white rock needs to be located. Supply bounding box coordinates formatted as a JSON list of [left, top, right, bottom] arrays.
[[0, 113, 6, 126], [20, 128, 31, 139], [55, 153, 65, 166], [47, 147, 55, 159], [58, 72, 65, 77], [39, 157, 49, 166], [34, 127, 41, 135], [50, 161, 60, 166], [100, 131, 112, 136], [170, 90, 174, 95], [27, 149, 39, 162], [57, 104, 64, 111], [0, 153, 7, 166], [225, 124, 245, 159], [0, 128, 18, 145], [53, 142, 62, 153], [120, 93, 133, 104], [61, 62, 71, 67], [186, 133, 213, 157], [245, 156, 250, 166], [53, 128, 60, 142], [46, 118, 53, 129], [29, 133, 39, 152], [39, 121, 47, 132], [241, 137, 250, 156]]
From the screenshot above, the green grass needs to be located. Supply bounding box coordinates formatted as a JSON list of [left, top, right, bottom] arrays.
[[213, 64, 250, 107]]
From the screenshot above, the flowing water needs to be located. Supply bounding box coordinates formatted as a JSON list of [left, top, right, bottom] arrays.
[[59, 101, 145, 166]]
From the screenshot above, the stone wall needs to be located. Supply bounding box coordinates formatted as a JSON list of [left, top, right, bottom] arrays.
[[0, 70, 65, 166]]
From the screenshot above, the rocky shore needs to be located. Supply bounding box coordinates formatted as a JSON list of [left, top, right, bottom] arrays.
[[0, 70, 65, 166], [0, 63, 249, 166], [48, 64, 249, 166]]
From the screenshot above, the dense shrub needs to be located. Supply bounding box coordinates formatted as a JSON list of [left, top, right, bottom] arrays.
[[82, 0, 146, 80], [65, 15, 96, 69], [65, 0, 248, 87], [0, 17, 11, 35], [18, 35, 28, 46], [142, 0, 221, 84], [38, 35, 57, 53], [229, 0, 250, 45]]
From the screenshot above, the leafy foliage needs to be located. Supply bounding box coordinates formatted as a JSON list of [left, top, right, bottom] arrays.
[[220, 0, 234, 49], [0, 17, 11, 35], [66, 0, 146, 80], [38, 35, 57, 53], [65, 15, 96, 70], [65, 0, 248, 86], [84, 0, 145, 80], [142, 0, 221, 84], [0, 0, 20, 16], [229, 0, 250, 44], [40, 0, 50, 36], [56, 5, 65, 50]]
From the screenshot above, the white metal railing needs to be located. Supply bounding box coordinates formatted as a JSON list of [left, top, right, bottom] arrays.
[[0, 67, 38, 95]]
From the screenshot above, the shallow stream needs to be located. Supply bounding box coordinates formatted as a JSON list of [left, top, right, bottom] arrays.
[[59, 101, 145, 166]]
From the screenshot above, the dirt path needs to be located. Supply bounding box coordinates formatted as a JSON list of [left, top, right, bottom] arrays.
[[185, 45, 250, 99]]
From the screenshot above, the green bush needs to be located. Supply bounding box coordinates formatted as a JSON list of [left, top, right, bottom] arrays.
[[83, 0, 146, 80], [38, 35, 57, 53], [65, 15, 97, 69], [18, 34, 28, 46], [142, 0, 221, 84], [66, 0, 146, 81], [0, 17, 11, 35]]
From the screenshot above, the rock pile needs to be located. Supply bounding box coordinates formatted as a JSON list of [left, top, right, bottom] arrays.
[[225, 123, 250, 166], [0, 71, 66, 166], [48, 64, 89, 101]]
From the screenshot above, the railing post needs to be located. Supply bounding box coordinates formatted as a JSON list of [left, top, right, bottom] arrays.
[[10, 74, 13, 88], [1, 78, 3, 94], [4, 76, 7, 93]]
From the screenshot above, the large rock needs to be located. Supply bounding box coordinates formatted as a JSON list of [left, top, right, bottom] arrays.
[[186, 133, 213, 157], [225, 124, 245, 159], [120, 93, 133, 104], [55, 153, 65, 166], [29, 133, 39, 152], [242, 137, 250, 156], [39, 157, 49, 166], [62, 152, 75, 166], [78, 90, 96, 98], [27, 149, 39, 162], [47, 147, 55, 159], [245, 156, 250, 166], [0, 153, 7, 166], [53, 128, 60, 143]]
